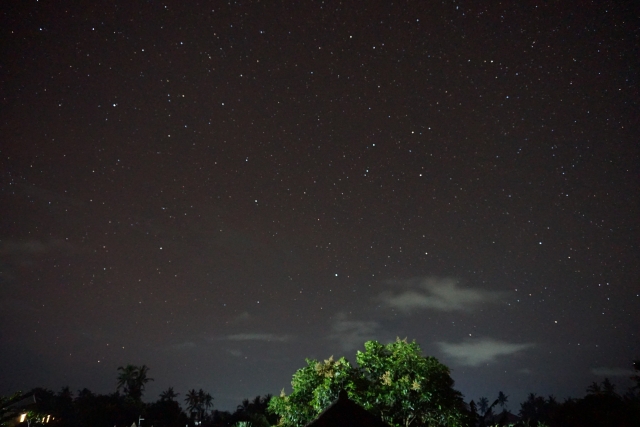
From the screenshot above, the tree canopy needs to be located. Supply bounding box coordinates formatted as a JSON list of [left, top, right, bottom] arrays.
[[268, 338, 468, 427]]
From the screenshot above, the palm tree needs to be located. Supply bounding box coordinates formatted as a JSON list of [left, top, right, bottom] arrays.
[[497, 391, 509, 410], [136, 364, 154, 400], [469, 400, 478, 415], [203, 392, 214, 416], [160, 387, 179, 402], [185, 389, 200, 419], [237, 398, 251, 414], [197, 389, 207, 420], [117, 365, 138, 399], [478, 397, 489, 415], [116, 364, 154, 401]]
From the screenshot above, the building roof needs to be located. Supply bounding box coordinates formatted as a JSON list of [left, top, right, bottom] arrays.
[[305, 390, 391, 427]]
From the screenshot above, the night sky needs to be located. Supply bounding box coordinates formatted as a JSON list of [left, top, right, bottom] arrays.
[[1, 0, 638, 412]]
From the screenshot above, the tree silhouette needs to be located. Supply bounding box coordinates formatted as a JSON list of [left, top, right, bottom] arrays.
[[184, 388, 212, 422], [586, 381, 602, 395], [185, 389, 200, 419], [518, 392, 556, 425], [633, 360, 640, 391], [601, 378, 616, 396], [116, 364, 153, 401], [237, 398, 251, 414], [497, 391, 509, 410], [477, 397, 489, 414], [116, 365, 137, 396], [159, 387, 179, 402], [203, 391, 214, 416]]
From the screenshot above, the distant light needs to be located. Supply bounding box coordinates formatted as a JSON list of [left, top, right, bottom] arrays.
[[20, 414, 27, 423]]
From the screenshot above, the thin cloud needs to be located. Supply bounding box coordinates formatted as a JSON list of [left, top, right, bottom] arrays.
[[171, 341, 197, 350], [0, 240, 47, 255], [225, 333, 292, 342], [591, 367, 635, 377], [328, 314, 380, 351], [438, 337, 535, 366], [0, 239, 72, 256], [231, 311, 251, 323], [381, 277, 503, 313], [226, 349, 243, 357]]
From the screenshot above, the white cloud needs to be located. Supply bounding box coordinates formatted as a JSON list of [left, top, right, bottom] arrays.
[[225, 333, 292, 342], [381, 277, 503, 313], [437, 337, 535, 366], [328, 314, 380, 351], [591, 367, 635, 377]]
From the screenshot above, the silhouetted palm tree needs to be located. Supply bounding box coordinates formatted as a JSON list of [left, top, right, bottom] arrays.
[[203, 392, 214, 416], [185, 389, 200, 419], [237, 398, 251, 414], [160, 387, 179, 402], [116, 364, 154, 401], [469, 400, 477, 415], [478, 397, 489, 414], [497, 391, 509, 410], [117, 365, 137, 396]]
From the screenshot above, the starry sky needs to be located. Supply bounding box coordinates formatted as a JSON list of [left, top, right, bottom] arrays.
[[1, 0, 638, 412]]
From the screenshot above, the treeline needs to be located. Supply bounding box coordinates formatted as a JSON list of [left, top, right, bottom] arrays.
[[2, 355, 639, 427], [470, 376, 640, 426], [1, 386, 275, 427]]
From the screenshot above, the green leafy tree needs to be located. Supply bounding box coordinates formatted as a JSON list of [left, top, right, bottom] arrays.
[[269, 338, 468, 427], [268, 355, 355, 426], [354, 339, 467, 427]]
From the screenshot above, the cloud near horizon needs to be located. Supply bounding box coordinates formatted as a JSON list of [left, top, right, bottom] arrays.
[[224, 333, 292, 342], [438, 337, 535, 366], [591, 367, 636, 377], [380, 277, 504, 313]]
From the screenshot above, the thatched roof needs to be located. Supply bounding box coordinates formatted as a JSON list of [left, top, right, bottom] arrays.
[[305, 390, 390, 427]]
